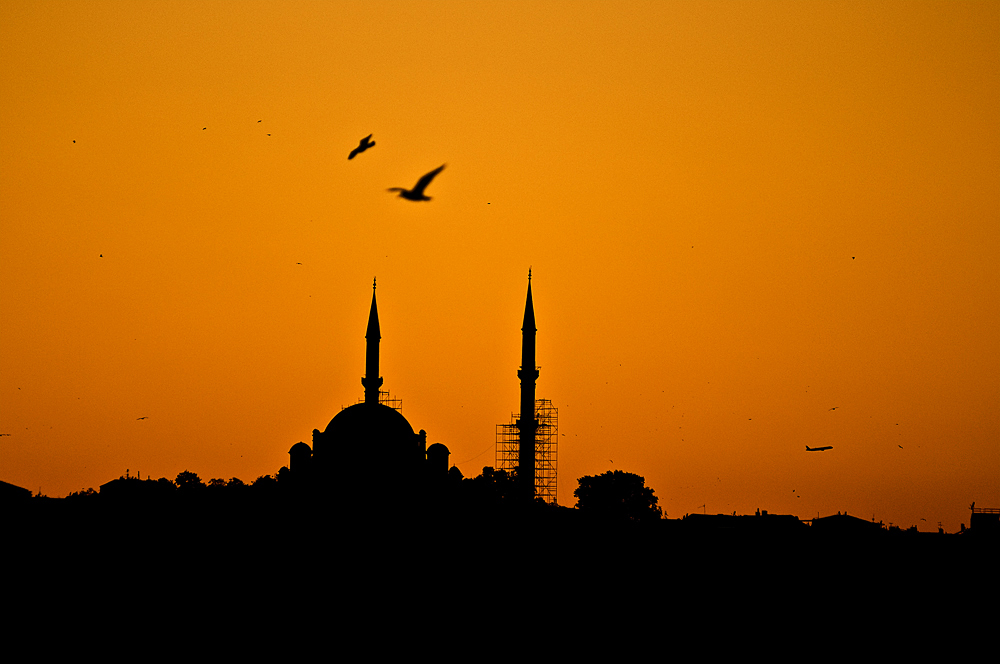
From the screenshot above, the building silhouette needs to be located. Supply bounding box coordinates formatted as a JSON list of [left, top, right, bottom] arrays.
[[287, 280, 448, 504], [967, 503, 1000, 537]]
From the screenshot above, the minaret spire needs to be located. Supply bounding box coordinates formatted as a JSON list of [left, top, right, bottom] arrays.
[[362, 278, 383, 405], [517, 269, 538, 499]]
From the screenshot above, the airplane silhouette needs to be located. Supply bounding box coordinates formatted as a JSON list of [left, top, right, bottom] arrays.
[[388, 164, 445, 201], [348, 134, 375, 160], [806, 445, 833, 451]]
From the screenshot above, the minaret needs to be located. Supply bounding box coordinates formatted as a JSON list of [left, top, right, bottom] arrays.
[[516, 269, 538, 498], [361, 277, 383, 405]]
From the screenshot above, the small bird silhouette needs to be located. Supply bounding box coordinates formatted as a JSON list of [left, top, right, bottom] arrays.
[[136, 416, 148, 420], [388, 164, 445, 201], [348, 134, 375, 160]]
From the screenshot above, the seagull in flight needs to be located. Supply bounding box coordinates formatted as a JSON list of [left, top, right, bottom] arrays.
[[348, 134, 375, 160], [388, 164, 445, 201]]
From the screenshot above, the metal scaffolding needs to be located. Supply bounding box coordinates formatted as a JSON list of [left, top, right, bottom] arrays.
[[496, 398, 558, 504], [351, 389, 403, 413]]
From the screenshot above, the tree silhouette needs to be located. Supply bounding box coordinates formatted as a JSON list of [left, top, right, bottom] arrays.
[[174, 470, 205, 493], [464, 466, 518, 506], [65, 487, 98, 502], [275, 466, 292, 485], [574, 470, 662, 522]]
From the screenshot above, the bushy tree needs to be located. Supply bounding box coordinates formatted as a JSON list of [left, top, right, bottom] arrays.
[[252, 474, 276, 488], [574, 470, 662, 522], [174, 470, 205, 493], [464, 466, 518, 505]]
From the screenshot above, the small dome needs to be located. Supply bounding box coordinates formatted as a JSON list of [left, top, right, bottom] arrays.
[[426, 442, 450, 477], [289, 441, 312, 455]]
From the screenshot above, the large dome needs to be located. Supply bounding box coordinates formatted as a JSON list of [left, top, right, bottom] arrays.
[[325, 402, 415, 440], [322, 402, 417, 467]]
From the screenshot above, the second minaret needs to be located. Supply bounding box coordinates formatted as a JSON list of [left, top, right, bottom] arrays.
[[516, 270, 538, 498]]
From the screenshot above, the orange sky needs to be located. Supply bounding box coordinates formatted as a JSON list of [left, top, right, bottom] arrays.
[[2, 0, 997, 532]]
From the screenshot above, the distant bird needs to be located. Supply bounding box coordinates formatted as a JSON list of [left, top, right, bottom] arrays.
[[388, 164, 445, 201], [136, 416, 148, 420], [829, 407, 838, 411], [348, 134, 375, 160]]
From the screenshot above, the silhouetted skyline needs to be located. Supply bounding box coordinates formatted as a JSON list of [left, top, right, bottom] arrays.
[[2, 2, 997, 533]]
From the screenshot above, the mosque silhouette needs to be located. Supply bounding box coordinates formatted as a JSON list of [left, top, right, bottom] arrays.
[[285, 279, 450, 502], [285, 273, 544, 505]]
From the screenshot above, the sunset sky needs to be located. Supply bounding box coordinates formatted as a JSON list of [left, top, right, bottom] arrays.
[[2, 0, 997, 532]]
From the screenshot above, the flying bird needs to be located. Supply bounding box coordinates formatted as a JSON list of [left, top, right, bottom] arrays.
[[388, 164, 445, 201], [348, 134, 375, 160]]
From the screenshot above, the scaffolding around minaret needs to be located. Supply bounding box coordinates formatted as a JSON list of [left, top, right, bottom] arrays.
[[496, 399, 558, 504]]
